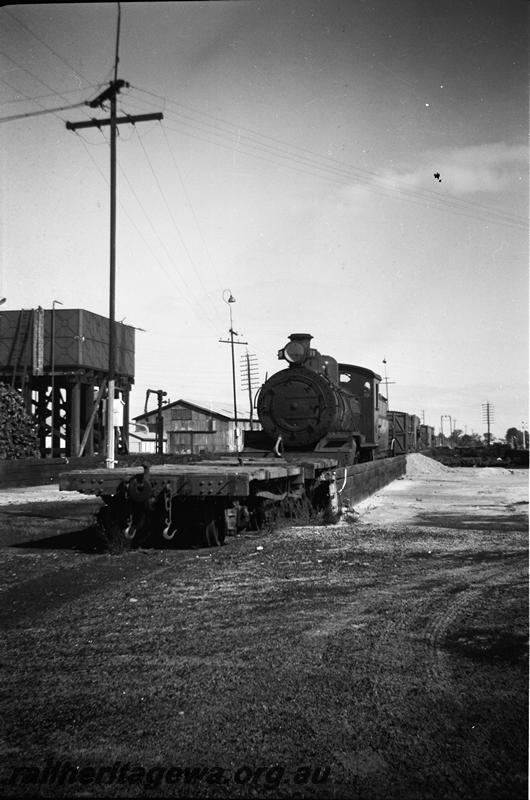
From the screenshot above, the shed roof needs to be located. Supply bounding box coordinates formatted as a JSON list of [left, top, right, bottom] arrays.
[[134, 398, 252, 423]]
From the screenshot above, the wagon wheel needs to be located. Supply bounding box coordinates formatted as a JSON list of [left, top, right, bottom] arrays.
[[284, 494, 313, 522], [205, 519, 223, 547], [95, 508, 131, 553], [322, 492, 342, 525], [252, 500, 280, 533]]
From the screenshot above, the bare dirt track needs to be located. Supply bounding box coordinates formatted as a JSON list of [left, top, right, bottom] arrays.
[[0, 455, 527, 800]]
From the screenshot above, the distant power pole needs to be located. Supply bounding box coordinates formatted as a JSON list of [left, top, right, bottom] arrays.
[[482, 402, 495, 446], [381, 357, 396, 405], [240, 352, 260, 429], [441, 414, 453, 445], [65, 10, 163, 469]]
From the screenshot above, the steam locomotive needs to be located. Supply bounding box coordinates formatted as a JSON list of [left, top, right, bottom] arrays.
[[60, 333, 431, 546], [244, 332, 424, 464]]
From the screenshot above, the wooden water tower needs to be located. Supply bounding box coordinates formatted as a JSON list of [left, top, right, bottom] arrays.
[[0, 307, 135, 457]]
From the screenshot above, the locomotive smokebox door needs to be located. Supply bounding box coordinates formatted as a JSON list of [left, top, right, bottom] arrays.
[[258, 366, 340, 447]]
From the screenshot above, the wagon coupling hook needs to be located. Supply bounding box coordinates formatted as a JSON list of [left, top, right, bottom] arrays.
[[162, 484, 176, 540]]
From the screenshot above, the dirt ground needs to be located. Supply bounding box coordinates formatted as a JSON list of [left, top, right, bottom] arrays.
[[0, 454, 527, 800]]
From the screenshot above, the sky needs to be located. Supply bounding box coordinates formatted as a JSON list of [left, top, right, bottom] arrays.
[[1, 0, 528, 440]]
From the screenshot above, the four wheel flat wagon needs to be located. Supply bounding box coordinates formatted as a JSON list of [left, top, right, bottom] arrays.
[[59, 456, 342, 547]]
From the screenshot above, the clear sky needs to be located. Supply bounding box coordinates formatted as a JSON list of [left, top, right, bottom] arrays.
[[1, 1, 528, 439]]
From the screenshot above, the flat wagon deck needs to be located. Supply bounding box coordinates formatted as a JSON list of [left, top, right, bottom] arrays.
[[59, 456, 340, 547], [60, 460, 303, 497]]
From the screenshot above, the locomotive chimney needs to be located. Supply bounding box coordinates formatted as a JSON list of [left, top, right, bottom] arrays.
[[288, 333, 313, 346], [278, 333, 315, 365]]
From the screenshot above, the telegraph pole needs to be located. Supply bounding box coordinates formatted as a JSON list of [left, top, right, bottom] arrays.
[[482, 402, 495, 446], [241, 351, 260, 430], [66, 76, 162, 468]]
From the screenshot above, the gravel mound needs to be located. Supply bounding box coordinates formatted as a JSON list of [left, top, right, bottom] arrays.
[[477, 466, 518, 478], [405, 453, 454, 478]]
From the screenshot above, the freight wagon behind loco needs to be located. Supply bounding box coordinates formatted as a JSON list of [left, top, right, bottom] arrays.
[[388, 410, 421, 455]]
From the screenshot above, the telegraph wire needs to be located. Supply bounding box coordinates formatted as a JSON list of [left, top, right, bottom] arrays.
[[138, 85, 526, 228], [74, 120, 216, 327], [2, 8, 95, 89], [80, 118, 223, 335], [113, 104, 220, 327], [167, 118, 525, 230], [121, 90, 526, 234], [89, 88, 528, 239], [0, 86, 99, 105], [0, 51, 96, 124], [158, 123, 224, 308], [133, 128, 224, 329], [0, 73, 91, 126], [165, 106, 525, 229], [156, 116, 525, 232], [117, 161, 220, 332], [0, 101, 86, 123], [128, 85, 526, 230], [1, 51, 78, 103], [118, 146, 209, 301]]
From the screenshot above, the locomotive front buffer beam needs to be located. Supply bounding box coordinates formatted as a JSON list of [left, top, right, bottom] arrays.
[[59, 459, 342, 548]]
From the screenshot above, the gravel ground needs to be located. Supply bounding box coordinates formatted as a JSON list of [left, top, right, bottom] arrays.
[[0, 455, 527, 800]]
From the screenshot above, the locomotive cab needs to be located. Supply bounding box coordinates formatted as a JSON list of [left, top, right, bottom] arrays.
[[338, 364, 389, 458]]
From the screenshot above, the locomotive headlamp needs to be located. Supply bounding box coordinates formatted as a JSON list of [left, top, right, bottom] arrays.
[[283, 340, 306, 363]]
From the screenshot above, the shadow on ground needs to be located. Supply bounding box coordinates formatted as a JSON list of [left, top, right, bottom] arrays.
[[413, 511, 528, 532], [13, 524, 107, 553], [444, 627, 529, 665]]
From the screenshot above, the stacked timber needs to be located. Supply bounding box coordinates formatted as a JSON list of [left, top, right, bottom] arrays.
[[0, 383, 40, 459]]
